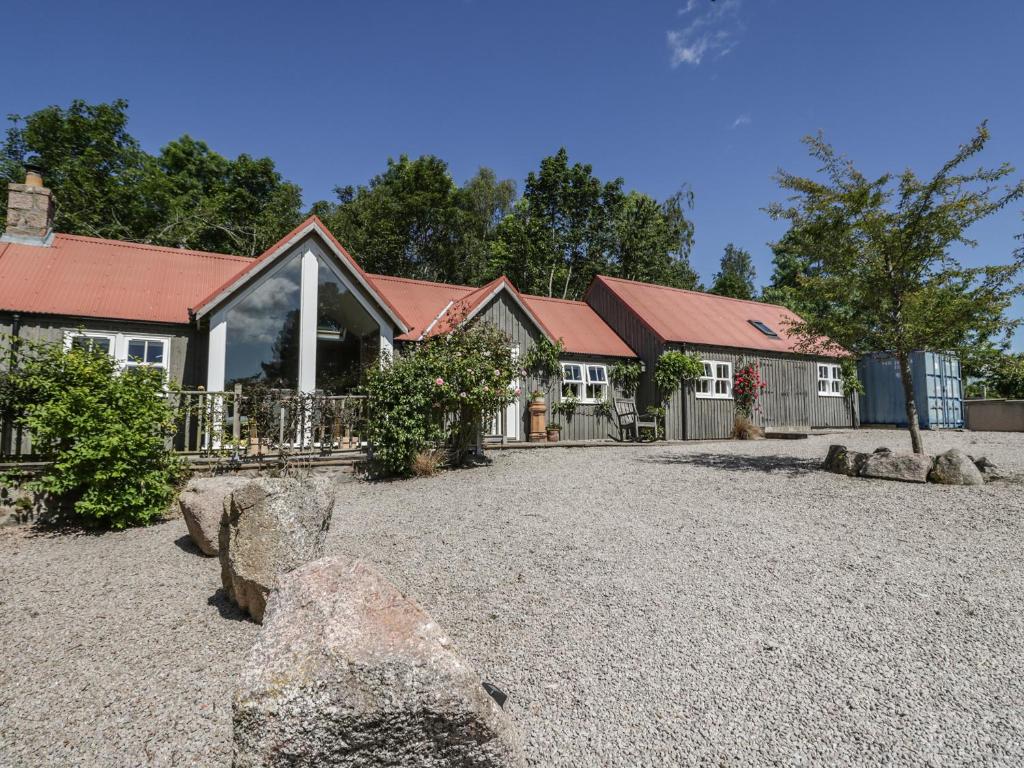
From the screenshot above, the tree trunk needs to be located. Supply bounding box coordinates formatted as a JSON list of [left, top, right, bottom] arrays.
[[897, 352, 924, 454]]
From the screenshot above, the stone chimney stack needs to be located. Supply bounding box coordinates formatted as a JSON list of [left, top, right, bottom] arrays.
[[2, 163, 55, 245]]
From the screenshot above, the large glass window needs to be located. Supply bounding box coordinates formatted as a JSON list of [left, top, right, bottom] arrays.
[[695, 360, 732, 399], [315, 258, 379, 393], [224, 253, 302, 389]]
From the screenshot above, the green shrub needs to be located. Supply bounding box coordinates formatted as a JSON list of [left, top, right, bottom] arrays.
[[364, 323, 517, 476], [0, 335, 181, 528], [653, 350, 704, 404], [610, 360, 642, 398]]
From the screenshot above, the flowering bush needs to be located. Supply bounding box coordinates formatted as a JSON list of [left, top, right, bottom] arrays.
[[733, 362, 767, 417], [364, 322, 517, 476]]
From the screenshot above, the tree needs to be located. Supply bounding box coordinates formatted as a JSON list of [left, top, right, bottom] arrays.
[[767, 123, 1024, 454], [492, 148, 624, 299], [0, 99, 303, 256], [456, 167, 517, 285], [981, 352, 1024, 398], [0, 99, 154, 240], [147, 135, 303, 255], [613, 190, 701, 290], [710, 243, 756, 300]]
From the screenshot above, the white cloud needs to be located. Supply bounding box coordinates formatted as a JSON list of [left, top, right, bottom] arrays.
[[730, 114, 751, 129], [667, 0, 743, 68]]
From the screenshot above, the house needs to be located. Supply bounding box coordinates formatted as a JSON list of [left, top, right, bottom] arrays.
[[0, 169, 637, 445], [0, 168, 853, 446], [585, 275, 856, 439]]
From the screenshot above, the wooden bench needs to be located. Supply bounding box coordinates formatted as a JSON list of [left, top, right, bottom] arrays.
[[614, 399, 661, 442]]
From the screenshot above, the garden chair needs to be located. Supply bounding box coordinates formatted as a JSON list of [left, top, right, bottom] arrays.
[[614, 398, 660, 442]]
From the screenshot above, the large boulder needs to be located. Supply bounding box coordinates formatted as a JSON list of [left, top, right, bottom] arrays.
[[929, 449, 985, 486], [219, 477, 335, 623], [860, 451, 931, 483], [178, 475, 249, 556], [233, 556, 523, 768], [823, 444, 868, 477]]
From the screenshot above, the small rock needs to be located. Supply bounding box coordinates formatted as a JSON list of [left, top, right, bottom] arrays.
[[232, 556, 524, 767], [873, 447, 892, 454], [972, 456, 1001, 480], [823, 445, 868, 477], [219, 477, 335, 623], [178, 476, 249, 556], [929, 449, 985, 486], [860, 451, 931, 483]]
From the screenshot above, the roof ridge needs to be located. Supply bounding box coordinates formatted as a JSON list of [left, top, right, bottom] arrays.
[[522, 293, 588, 306], [597, 274, 795, 315], [54, 232, 251, 262], [368, 272, 476, 291]]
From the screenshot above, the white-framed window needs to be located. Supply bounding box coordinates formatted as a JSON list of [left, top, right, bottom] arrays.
[[817, 362, 843, 397], [585, 364, 608, 402], [695, 360, 733, 399], [562, 363, 584, 399], [560, 362, 610, 403], [64, 330, 170, 376]]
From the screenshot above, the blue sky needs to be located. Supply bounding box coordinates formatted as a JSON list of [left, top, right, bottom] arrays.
[[6, 0, 1024, 349]]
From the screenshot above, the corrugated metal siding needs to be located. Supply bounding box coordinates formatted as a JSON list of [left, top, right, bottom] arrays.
[[585, 279, 671, 433], [859, 351, 963, 429], [553, 354, 631, 441], [0, 313, 196, 387], [679, 345, 854, 439]]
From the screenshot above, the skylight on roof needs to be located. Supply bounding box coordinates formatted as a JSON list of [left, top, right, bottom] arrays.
[[749, 320, 779, 338]]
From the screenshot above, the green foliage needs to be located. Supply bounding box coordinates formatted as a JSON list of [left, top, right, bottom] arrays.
[[551, 392, 579, 419], [983, 353, 1024, 398], [839, 358, 865, 397], [654, 350, 704, 404], [315, 156, 516, 284], [363, 323, 517, 476], [593, 398, 614, 420], [710, 243, 756, 300], [521, 336, 565, 388], [0, 335, 181, 528], [491, 148, 699, 298], [767, 123, 1024, 452], [610, 360, 642, 398], [0, 99, 303, 255]]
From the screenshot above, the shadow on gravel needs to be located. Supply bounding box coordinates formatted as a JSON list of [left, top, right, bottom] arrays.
[[208, 588, 251, 622], [641, 451, 822, 476], [173, 534, 202, 555]]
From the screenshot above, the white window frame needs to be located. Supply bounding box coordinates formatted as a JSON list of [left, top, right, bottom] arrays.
[[584, 364, 608, 403], [817, 362, 843, 397], [561, 362, 584, 399], [64, 330, 171, 377], [695, 359, 733, 400]]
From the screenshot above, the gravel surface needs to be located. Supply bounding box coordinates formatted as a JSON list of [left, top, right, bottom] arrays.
[[2, 430, 1023, 767]]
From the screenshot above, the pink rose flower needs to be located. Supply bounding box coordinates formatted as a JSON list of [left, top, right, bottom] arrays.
[[435, 377, 444, 386]]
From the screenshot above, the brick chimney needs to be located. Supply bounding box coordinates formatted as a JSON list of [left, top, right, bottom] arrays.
[[2, 163, 54, 245]]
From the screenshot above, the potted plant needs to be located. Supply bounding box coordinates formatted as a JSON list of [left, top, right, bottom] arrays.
[[546, 422, 562, 442], [530, 389, 546, 404]]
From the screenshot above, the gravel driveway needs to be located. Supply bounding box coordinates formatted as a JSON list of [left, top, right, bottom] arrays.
[[2, 429, 1023, 767]]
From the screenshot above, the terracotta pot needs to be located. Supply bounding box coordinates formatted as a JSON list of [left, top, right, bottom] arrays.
[[546, 428, 560, 442]]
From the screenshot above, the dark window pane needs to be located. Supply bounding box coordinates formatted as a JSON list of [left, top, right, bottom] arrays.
[[146, 342, 164, 363], [225, 253, 302, 390], [128, 340, 146, 361], [316, 258, 380, 393]]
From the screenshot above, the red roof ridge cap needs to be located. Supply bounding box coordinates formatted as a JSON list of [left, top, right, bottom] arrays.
[[367, 273, 475, 290], [596, 274, 800, 317], [53, 232, 250, 262]]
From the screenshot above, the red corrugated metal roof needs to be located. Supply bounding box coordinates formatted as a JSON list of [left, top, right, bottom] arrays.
[[0, 234, 250, 324], [367, 274, 477, 340], [522, 294, 636, 358], [589, 275, 843, 355]]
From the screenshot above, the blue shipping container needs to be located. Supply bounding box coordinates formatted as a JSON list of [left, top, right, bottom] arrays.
[[858, 351, 964, 429]]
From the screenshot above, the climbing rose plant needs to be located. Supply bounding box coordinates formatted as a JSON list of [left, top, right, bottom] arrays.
[[364, 322, 518, 476], [733, 362, 767, 417]]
